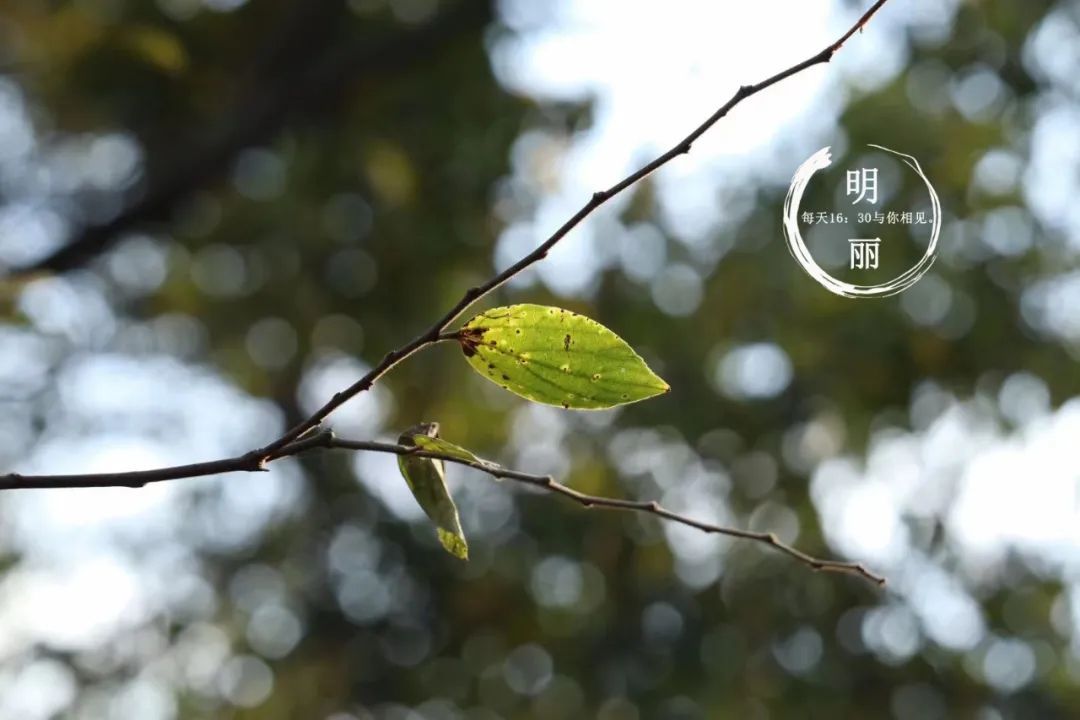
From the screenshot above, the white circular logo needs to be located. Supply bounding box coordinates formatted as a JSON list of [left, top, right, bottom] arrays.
[[782, 144, 941, 299]]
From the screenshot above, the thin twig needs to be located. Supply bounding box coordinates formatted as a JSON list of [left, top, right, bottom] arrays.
[[251, 0, 892, 461], [319, 436, 886, 585], [0, 431, 885, 585], [0, 455, 264, 490]]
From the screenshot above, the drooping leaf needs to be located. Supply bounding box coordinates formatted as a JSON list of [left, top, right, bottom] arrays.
[[457, 304, 670, 410], [396, 423, 468, 560]]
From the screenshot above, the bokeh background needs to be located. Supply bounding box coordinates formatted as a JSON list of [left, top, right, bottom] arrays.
[[0, 0, 1078, 717]]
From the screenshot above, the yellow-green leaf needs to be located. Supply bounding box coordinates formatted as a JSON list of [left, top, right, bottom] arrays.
[[396, 423, 468, 560], [458, 304, 669, 410], [413, 435, 490, 467], [412, 435, 504, 482]]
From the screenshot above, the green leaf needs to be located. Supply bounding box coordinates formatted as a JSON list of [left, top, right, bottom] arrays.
[[413, 434, 495, 469], [396, 423, 468, 560], [458, 304, 670, 410], [412, 434, 505, 483]]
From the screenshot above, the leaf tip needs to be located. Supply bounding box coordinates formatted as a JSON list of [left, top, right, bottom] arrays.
[[437, 528, 469, 560], [646, 371, 670, 397]]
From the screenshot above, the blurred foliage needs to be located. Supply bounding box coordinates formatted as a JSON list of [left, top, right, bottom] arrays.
[[1, 0, 1080, 718]]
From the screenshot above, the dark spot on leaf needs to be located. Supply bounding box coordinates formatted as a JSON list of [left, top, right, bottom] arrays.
[[621, 393, 629, 399], [562, 402, 569, 409], [502, 374, 510, 381], [564, 334, 571, 351], [459, 326, 488, 357], [515, 329, 521, 335], [487, 363, 495, 369]]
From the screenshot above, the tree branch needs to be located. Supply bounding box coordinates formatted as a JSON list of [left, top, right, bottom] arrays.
[[0, 431, 886, 585], [0, 1, 894, 586], [321, 436, 886, 585], [0, 454, 264, 490]]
